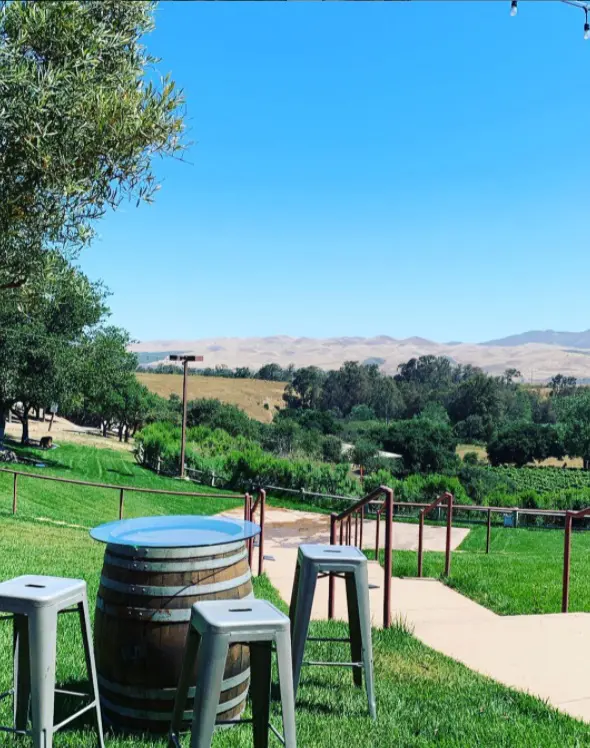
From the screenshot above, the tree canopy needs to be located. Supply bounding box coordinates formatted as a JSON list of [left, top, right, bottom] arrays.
[[0, 0, 184, 290]]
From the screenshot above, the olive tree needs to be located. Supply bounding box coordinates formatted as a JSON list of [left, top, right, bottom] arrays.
[[0, 0, 185, 290]]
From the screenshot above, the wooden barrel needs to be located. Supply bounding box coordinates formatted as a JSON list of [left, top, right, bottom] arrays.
[[94, 539, 253, 732]]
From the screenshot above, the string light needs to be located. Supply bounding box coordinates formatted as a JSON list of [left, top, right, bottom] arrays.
[[561, 0, 590, 40], [510, 1, 518, 17]]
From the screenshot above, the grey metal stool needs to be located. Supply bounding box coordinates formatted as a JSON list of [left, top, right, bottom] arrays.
[[289, 544, 376, 719], [0, 575, 105, 748], [169, 599, 297, 748]]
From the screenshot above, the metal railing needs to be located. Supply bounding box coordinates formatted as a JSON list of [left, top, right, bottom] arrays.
[[327, 485, 394, 629], [562, 504, 590, 612], [417, 492, 453, 578], [0, 468, 266, 576]]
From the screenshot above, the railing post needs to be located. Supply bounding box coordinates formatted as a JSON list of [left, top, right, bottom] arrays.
[[354, 511, 359, 547], [244, 493, 251, 522], [375, 506, 381, 558], [563, 511, 572, 613], [347, 515, 352, 545], [119, 487, 125, 520], [12, 472, 18, 515], [329, 513, 337, 620], [258, 489, 266, 576], [444, 492, 453, 577], [417, 511, 425, 577], [486, 508, 492, 554], [359, 505, 364, 550], [383, 487, 394, 629]]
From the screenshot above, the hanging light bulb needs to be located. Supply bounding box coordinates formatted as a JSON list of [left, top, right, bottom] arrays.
[[585, 9, 590, 38], [510, 0, 518, 16]]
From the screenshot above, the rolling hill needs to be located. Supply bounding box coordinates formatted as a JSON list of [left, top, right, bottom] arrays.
[[131, 333, 590, 382]]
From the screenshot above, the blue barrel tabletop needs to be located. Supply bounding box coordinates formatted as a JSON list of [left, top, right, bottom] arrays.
[[90, 515, 260, 732]]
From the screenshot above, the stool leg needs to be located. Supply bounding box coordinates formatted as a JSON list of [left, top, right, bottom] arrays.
[[275, 629, 297, 748], [168, 626, 201, 748], [290, 561, 318, 697], [190, 632, 229, 748], [28, 608, 58, 748], [345, 572, 363, 689], [77, 598, 106, 748], [288, 555, 301, 624], [353, 564, 376, 720], [249, 641, 272, 748], [13, 613, 30, 732]]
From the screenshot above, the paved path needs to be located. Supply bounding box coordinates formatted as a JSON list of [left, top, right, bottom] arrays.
[[221, 506, 590, 723]]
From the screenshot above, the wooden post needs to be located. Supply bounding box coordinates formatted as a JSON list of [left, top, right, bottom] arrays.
[[118, 488, 125, 520], [258, 489, 266, 576], [180, 358, 189, 478], [354, 511, 359, 547], [486, 508, 492, 554], [563, 512, 572, 613], [383, 487, 394, 629], [444, 493, 453, 577], [12, 472, 18, 515], [329, 514, 337, 620], [417, 511, 425, 577]]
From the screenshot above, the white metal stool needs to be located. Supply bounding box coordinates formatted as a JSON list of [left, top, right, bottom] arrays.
[[0, 575, 105, 748], [169, 599, 297, 748]]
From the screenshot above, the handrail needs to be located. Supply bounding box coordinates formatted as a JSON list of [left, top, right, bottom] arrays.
[[328, 485, 394, 629], [334, 485, 389, 522], [562, 504, 590, 612], [417, 492, 453, 578], [1, 468, 265, 576]]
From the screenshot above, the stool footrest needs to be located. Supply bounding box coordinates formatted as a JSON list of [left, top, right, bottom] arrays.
[[303, 660, 363, 668], [53, 699, 98, 733], [0, 688, 14, 702], [306, 636, 351, 644]]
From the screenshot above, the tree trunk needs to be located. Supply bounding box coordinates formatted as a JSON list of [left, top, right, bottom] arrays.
[[0, 408, 6, 444], [19, 405, 31, 445], [102, 421, 108, 438], [124, 426, 130, 443], [118, 423, 124, 442]]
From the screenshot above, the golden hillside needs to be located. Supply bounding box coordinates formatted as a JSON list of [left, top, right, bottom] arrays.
[[137, 373, 286, 423]]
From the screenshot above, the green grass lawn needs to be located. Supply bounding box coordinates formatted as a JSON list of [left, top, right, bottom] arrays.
[[1, 517, 589, 747], [0, 442, 245, 527], [383, 525, 590, 616]]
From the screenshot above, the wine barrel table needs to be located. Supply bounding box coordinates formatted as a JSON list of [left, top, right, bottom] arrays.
[[89, 515, 261, 733]]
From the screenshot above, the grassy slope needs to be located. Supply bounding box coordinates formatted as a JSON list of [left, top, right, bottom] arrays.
[[385, 525, 590, 616], [1, 517, 589, 747], [0, 442, 243, 528], [137, 373, 286, 423]]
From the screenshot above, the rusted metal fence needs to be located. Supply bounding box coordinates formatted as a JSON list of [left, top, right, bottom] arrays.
[[0, 468, 266, 575], [328, 485, 394, 629]]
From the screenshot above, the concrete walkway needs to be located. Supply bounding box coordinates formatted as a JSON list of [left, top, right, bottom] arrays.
[[220, 506, 590, 723]]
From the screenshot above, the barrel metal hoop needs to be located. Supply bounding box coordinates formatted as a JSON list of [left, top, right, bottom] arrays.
[[96, 592, 254, 622], [105, 541, 245, 560], [99, 570, 252, 598], [100, 689, 248, 720], [97, 667, 250, 701], [103, 547, 248, 573]]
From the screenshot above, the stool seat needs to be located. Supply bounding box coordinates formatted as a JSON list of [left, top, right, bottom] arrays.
[[297, 544, 366, 567], [191, 600, 290, 636], [290, 544, 376, 720], [0, 575, 105, 748], [169, 599, 297, 748], [0, 575, 86, 611]]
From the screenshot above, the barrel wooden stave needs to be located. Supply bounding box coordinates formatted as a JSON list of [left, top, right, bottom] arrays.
[[95, 540, 253, 732]]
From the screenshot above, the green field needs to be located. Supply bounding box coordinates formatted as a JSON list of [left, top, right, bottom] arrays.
[[384, 525, 590, 616], [0, 443, 243, 527], [1, 516, 589, 747]]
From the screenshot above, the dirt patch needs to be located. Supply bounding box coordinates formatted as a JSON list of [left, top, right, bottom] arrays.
[[4, 415, 133, 452]]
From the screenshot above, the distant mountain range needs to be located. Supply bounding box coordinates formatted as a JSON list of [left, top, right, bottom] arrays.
[[130, 332, 590, 383], [483, 330, 590, 349]]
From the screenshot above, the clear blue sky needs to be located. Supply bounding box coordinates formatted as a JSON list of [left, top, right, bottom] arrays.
[[79, 1, 590, 344]]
